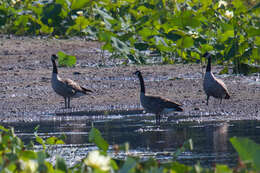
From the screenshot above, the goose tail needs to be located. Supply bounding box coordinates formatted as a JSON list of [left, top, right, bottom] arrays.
[[225, 93, 230, 99], [81, 87, 93, 94], [175, 106, 184, 112]]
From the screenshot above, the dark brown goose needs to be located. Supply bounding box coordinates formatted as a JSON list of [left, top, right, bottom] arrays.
[[51, 54, 92, 108], [134, 70, 183, 124], [203, 52, 230, 105]]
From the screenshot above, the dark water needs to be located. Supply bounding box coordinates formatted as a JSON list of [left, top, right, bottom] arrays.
[[2, 113, 260, 167]]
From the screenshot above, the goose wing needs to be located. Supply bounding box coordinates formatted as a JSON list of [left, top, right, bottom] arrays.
[[215, 78, 230, 97], [62, 78, 92, 94], [145, 95, 183, 110], [158, 96, 182, 108], [215, 78, 228, 91]]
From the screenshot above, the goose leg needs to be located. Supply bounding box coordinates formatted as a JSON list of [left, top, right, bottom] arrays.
[[206, 95, 210, 105], [64, 97, 67, 108], [155, 114, 160, 125], [68, 97, 71, 108]]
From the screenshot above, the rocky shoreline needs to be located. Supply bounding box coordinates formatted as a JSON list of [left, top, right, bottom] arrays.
[[0, 37, 259, 123]]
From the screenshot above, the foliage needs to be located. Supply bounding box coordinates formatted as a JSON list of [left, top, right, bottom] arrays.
[[57, 51, 77, 67], [89, 127, 109, 153], [0, 0, 259, 72], [1, 125, 260, 172], [230, 137, 260, 171]]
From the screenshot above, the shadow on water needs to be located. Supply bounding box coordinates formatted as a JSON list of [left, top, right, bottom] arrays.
[[1, 111, 260, 167]]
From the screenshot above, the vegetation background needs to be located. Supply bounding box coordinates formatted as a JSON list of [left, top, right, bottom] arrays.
[[0, 0, 259, 73]]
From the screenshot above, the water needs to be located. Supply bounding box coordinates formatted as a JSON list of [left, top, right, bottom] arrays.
[[1, 113, 260, 167]]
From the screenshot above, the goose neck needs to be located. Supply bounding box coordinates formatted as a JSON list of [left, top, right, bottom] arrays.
[[138, 74, 145, 94], [206, 56, 211, 72], [52, 59, 58, 74]]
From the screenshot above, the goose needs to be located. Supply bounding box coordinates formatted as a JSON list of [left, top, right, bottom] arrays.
[[203, 52, 230, 105], [133, 70, 183, 124], [51, 54, 92, 108]]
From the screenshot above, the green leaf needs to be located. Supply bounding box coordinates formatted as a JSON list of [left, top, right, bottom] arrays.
[[0, 125, 8, 132], [232, 0, 247, 13], [89, 127, 109, 153], [225, 41, 238, 60], [46, 137, 56, 145], [170, 162, 192, 173], [177, 36, 194, 48], [215, 165, 232, 173], [36, 136, 46, 150], [41, 3, 63, 27], [71, 0, 90, 10], [138, 27, 155, 39], [247, 27, 260, 37], [57, 51, 76, 67], [56, 157, 67, 172], [219, 30, 234, 42], [98, 31, 113, 42], [255, 37, 260, 46], [34, 125, 40, 132], [46, 136, 64, 145], [220, 23, 234, 32], [37, 151, 47, 164], [118, 157, 137, 173], [45, 162, 55, 172], [181, 11, 201, 28], [102, 42, 114, 52], [21, 151, 37, 159], [0, 9, 8, 26], [252, 47, 260, 61], [67, 16, 90, 34], [219, 66, 229, 75], [110, 159, 119, 171], [201, 0, 212, 9], [230, 137, 260, 170]]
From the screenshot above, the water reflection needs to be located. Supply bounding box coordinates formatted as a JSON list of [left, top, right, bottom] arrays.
[[1, 115, 260, 167], [213, 122, 228, 152], [59, 120, 88, 144]]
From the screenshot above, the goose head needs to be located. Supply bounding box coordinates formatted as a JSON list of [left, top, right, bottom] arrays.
[[51, 54, 58, 61], [203, 52, 211, 59], [133, 70, 141, 77]]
